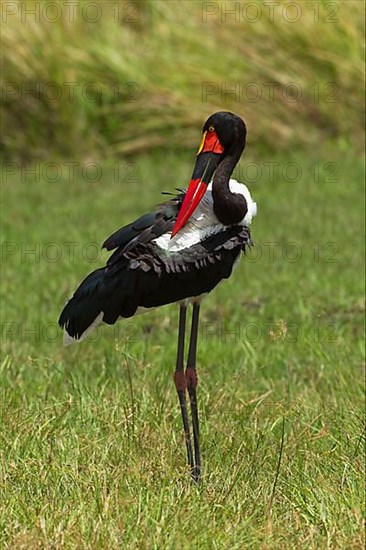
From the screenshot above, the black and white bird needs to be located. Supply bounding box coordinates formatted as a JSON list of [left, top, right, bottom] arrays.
[[59, 111, 257, 482]]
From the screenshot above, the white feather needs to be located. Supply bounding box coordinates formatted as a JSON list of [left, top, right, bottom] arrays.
[[154, 179, 256, 252], [63, 311, 104, 346]]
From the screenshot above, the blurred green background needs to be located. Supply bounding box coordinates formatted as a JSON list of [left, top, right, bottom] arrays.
[[1, 0, 364, 160], [1, 1, 365, 548]]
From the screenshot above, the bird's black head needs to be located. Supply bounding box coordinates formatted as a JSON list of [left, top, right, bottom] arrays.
[[171, 111, 247, 238], [201, 111, 247, 155]]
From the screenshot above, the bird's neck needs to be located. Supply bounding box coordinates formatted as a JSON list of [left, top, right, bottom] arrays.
[[212, 149, 247, 226]]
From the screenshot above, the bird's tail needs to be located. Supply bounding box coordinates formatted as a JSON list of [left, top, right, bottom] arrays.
[[59, 268, 106, 345]]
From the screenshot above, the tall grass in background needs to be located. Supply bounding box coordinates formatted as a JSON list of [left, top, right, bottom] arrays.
[[1, 0, 364, 161]]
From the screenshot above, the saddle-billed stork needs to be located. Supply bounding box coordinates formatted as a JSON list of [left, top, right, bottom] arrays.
[[59, 111, 257, 482]]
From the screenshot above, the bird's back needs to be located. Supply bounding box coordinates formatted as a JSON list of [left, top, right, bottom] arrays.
[[59, 184, 255, 343]]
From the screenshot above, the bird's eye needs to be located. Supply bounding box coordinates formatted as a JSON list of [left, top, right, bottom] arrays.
[[208, 126, 215, 132]]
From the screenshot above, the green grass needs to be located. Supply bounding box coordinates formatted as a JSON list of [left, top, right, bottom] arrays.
[[1, 0, 364, 546], [1, 146, 364, 548]]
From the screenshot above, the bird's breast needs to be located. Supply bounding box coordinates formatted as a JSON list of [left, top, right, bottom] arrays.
[[153, 179, 256, 253]]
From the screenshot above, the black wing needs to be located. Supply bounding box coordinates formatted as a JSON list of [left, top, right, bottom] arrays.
[[59, 191, 252, 339], [102, 191, 185, 252]]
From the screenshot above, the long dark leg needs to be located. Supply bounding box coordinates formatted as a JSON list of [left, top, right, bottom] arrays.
[[173, 305, 194, 475], [186, 302, 201, 483]]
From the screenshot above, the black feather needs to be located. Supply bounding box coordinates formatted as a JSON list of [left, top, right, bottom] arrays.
[[59, 190, 251, 340]]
